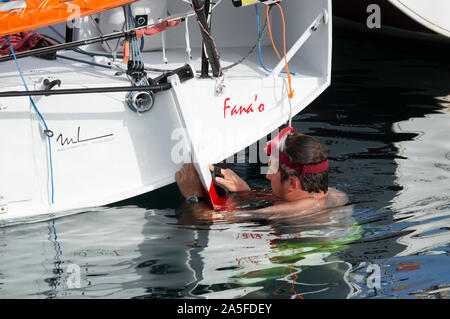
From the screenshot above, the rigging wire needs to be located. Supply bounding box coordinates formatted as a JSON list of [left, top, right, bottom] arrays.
[[255, 4, 272, 73], [6, 36, 55, 204], [56, 54, 112, 69], [221, 4, 270, 71], [40, 2, 296, 79], [223, 4, 297, 75], [42, 33, 177, 74], [89, 15, 115, 54]]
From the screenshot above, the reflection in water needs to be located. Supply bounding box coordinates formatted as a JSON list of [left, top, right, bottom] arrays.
[[173, 201, 362, 299], [0, 27, 449, 299], [376, 102, 450, 298], [393, 107, 450, 256], [188, 205, 362, 299]]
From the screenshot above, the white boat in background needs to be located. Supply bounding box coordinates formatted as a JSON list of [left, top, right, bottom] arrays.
[[333, 0, 449, 41], [0, 0, 332, 224], [388, 0, 450, 38]]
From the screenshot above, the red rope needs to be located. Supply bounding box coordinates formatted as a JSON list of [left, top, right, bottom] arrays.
[[0, 31, 55, 56]]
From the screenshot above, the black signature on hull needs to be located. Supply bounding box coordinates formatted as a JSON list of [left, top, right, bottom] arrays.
[[56, 126, 114, 147]]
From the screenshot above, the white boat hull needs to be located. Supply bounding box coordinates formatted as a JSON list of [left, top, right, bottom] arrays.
[[0, 0, 332, 223]]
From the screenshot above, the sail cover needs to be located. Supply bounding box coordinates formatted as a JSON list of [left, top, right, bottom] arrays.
[[0, 0, 136, 37]]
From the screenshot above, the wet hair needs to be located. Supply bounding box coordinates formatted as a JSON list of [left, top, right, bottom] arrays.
[[279, 133, 329, 193]]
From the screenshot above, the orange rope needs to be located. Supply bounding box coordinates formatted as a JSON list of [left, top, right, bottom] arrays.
[[266, 3, 294, 99], [122, 40, 130, 64], [272, 264, 304, 299], [289, 263, 304, 299]]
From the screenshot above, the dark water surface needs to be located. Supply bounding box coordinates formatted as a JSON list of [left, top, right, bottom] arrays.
[[1, 27, 449, 299]]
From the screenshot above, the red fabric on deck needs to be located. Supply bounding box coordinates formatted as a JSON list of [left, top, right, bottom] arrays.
[[0, 31, 55, 56]]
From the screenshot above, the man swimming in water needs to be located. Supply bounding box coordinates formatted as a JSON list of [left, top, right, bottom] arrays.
[[175, 127, 348, 214]]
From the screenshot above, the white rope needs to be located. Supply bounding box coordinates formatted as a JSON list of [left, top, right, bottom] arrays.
[[283, 78, 293, 126]]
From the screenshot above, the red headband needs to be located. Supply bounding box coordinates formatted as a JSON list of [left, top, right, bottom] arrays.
[[264, 126, 329, 178]]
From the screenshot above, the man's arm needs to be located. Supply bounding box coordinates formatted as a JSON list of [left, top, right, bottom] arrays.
[[174, 163, 206, 200], [174, 164, 254, 224]]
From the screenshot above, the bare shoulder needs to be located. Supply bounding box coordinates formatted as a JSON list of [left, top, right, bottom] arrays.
[[249, 189, 347, 213], [233, 188, 348, 218], [325, 188, 349, 207], [243, 197, 320, 216]]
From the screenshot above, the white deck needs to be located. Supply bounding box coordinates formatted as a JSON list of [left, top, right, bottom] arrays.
[[0, 46, 321, 86]]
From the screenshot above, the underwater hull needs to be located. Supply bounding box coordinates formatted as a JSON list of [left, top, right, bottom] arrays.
[[0, 0, 332, 223]]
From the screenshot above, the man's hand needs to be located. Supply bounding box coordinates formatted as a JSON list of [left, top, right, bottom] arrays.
[[209, 165, 251, 193], [175, 164, 205, 199]]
